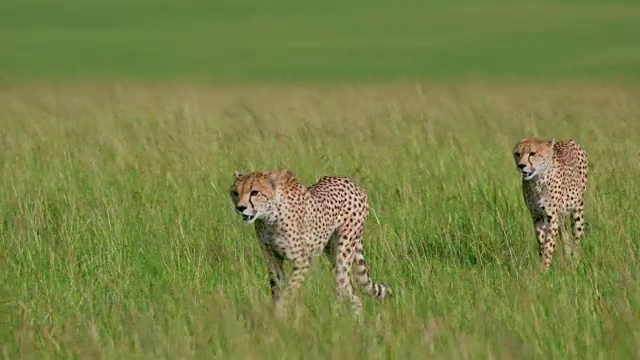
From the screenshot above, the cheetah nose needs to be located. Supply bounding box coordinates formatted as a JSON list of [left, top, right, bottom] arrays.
[[236, 205, 247, 213], [518, 164, 526, 169]]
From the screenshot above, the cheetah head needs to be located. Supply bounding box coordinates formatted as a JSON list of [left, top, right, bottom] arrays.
[[513, 138, 555, 181], [229, 170, 291, 223]]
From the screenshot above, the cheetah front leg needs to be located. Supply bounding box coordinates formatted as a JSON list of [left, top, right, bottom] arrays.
[[259, 243, 285, 307], [541, 212, 560, 272], [533, 216, 548, 268], [275, 257, 311, 317], [533, 214, 557, 272]]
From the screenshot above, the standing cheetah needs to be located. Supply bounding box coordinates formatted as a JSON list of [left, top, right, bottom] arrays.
[[513, 137, 589, 271], [229, 169, 390, 316]]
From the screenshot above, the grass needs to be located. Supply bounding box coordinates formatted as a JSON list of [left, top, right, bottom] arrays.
[[1, 0, 640, 84], [2, 0, 640, 357], [2, 82, 640, 359]]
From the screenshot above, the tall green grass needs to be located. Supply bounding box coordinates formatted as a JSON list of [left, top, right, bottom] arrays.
[[1, 0, 640, 83], [2, 82, 639, 358]]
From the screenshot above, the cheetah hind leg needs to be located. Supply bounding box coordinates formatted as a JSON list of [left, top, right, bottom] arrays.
[[333, 238, 363, 317], [569, 207, 586, 261], [324, 234, 360, 317]]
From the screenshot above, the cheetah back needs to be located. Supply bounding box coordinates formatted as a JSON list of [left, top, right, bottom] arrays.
[[553, 140, 589, 212], [304, 176, 369, 252]]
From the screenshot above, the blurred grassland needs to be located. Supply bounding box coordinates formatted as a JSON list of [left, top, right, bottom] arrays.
[[1, 0, 640, 84]]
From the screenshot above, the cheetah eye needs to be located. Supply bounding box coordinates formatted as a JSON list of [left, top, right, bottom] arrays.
[[529, 152, 537, 156], [514, 152, 520, 157], [250, 190, 259, 197], [232, 190, 239, 197]]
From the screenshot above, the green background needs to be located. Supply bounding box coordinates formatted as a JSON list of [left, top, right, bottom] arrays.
[[1, 0, 639, 83]]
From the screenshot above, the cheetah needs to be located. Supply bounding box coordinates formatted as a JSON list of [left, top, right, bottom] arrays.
[[229, 169, 390, 316], [513, 137, 589, 271]]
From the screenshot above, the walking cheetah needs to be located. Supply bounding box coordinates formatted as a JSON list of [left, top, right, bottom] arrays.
[[229, 169, 390, 316], [513, 137, 589, 271]]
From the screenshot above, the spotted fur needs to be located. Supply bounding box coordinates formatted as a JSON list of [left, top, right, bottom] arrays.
[[513, 137, 589, 271], [230, 169, 390, 316]]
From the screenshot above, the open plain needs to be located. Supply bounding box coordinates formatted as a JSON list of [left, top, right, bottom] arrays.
[[2, 0, 640, 358]]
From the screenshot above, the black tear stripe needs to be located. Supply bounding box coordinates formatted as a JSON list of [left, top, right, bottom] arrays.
[[248, 176, 256, 208], [243, 176, 254, 203]]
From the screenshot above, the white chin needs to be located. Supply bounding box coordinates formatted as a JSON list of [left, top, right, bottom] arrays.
[[522, 172, 536, 180], [242, 214, 257, 223]]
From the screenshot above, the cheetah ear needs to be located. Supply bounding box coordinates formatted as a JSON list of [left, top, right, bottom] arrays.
[[234, 171, 245, 180], [268, 169, 293, 187]]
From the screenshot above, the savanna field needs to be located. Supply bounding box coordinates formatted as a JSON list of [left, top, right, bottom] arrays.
[[2, 1, 640, 359]]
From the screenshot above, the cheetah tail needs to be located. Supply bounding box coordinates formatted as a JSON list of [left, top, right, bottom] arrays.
[[354, 244, 391, 300]]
